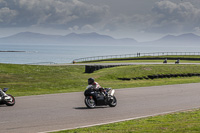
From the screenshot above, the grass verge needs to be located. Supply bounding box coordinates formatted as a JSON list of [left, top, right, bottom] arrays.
[[1, 63, 200, 132], [1, 63, 200, 96], [54, 109, 200, 133]]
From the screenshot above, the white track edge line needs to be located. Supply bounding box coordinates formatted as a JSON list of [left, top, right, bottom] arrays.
[[39, 107, 200, 133]]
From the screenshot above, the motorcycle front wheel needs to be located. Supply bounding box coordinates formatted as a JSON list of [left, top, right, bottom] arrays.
[[85, 97, 96, 109], [109, 96, 117, 107], [5, 94, 15, 106]]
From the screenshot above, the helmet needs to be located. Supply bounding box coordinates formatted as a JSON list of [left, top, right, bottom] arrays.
[[88, 78, 95, 85]]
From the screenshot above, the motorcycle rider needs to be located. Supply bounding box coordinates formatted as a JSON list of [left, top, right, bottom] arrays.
[[88, 78, 108, 96]]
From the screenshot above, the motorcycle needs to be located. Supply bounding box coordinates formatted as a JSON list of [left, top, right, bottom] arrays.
[[84, 85, 117, 109], [0, 88, 15, 106]]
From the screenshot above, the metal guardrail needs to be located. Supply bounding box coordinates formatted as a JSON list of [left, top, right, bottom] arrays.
[[73, 52, 200, 62], [27, 62, 56, 65]]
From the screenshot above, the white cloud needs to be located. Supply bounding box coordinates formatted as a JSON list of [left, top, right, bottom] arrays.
[[101, 1, 200, 36], [0, 0, 109, 28], [102, 14, 150, 32], [68, 25, 79, 32], [81, 24, 95, 31], [1, 0, 200, 39], [194, 27, 200, 32], [149, 1, 200, 33], [0, 7, 18, 24]]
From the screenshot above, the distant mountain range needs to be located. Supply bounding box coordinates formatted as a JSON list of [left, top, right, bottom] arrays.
[[0, 32, 200, 45], [147, 33, 200, 45], [158, 33, 200, 42], [0, 32, 137, 45]]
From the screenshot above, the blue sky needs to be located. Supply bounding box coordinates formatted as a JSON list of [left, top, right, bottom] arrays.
[[0, 0, 200, 41]]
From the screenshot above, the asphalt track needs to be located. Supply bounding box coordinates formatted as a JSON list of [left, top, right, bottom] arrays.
[[1, 83, 200, 133]]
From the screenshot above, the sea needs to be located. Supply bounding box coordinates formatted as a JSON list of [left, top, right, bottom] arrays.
[[1, 43, 200, 64]]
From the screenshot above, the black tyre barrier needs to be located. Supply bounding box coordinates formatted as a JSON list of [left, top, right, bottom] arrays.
[[118, 78, 131, 81], [85, 65, 130, 73], [118, 73, 200, 80]]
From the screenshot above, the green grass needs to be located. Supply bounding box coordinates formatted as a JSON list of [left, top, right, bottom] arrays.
[[1, 63, 200, 96], [0, 64, 86, 96], [54, 109, 200, 133], [1, 63, 200, 132], [98, 65, 200, 79]]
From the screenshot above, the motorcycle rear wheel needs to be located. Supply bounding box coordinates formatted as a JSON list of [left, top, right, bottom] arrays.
[[5, 94, 15, 106], [109, 96, 117, 107], [85, 97, 96, 109]]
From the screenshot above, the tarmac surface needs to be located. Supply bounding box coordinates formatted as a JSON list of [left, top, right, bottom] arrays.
[[1, 83, 200, 133]]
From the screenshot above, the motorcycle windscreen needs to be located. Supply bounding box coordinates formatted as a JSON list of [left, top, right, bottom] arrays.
[[110, 90, 115, 96]]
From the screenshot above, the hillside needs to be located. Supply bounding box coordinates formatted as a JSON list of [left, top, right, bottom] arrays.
[[0, 32, 137, 45], [153, 33, 200, 45]]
